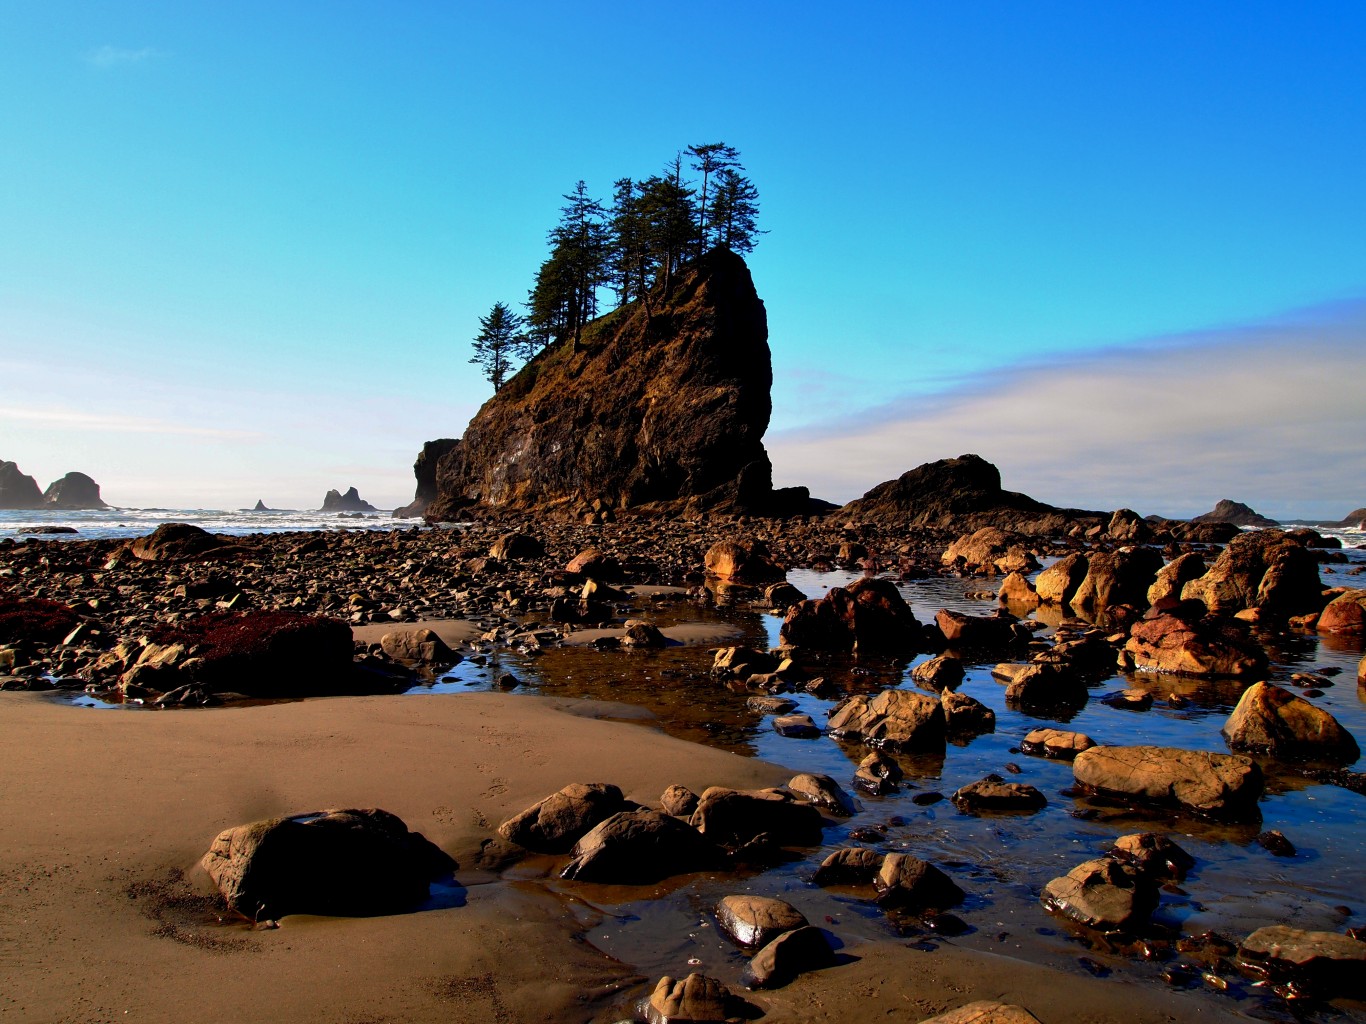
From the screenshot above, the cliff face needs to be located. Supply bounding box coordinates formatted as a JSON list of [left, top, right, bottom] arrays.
[[393, 438, 460, 518], [426, 249, 793, 520], [0, 461, 44, 509]]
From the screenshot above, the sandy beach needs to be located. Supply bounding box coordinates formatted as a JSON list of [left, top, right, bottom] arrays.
[[1, 687, 1255, 1024]]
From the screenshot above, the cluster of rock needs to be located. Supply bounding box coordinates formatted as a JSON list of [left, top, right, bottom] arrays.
[[0, 460, 108, 509], [320, 486, 378, 512]]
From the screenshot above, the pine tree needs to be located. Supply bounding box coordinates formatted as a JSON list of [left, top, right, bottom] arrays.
[[686, 142, 740, 257], [469, 301, 523, 392], [709, 168, 763, 254], [638, 166, 695, 293]]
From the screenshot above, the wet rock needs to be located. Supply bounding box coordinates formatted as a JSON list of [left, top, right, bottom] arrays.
[[704, 539, 784, 582], [812, 846, 884, 886], [622, 619, 668, 647], [997, 570, 1039, 610], [379, 627, 457, 665], [1070, 548, 1164, 617], [1222, 681, 1360, 763], [713, 646, 780, 678], [742, 925, 835, 989], [200, 808, 454, 919], [1041, 856, 1157, 931], [747, 695, 797, 715], [1182, 530, 1322, 616], [645, 973, 736, 1024], [941, 690, 995, 737], [488, 532, 544, 560], [660, 784, 700, 817], [763, 581, 807, 609], [853, 751, 904, 796], [1318, 589, 1366, 634], [715, 894, 808, 948], [1125, 612, 1267, 677], [875, 852, 965, 911], [1111, 833, 1195, 880], [1020, 728, 1096, 760], [1256, 829, 1297, 857], [788, 772, 857, 816], [781, 577, 921, 654], [911, 654, 964, 692], [1034, 552, 1088, 606], [1072, 745, 1263, 820], [827, 689, 947, 752], [773, 713, 821, 738], [952, 778, 1046, 813], [565, 546, 622, 580], [913, 1001, 1042, 1024], [1237, 926, 1366, 996], [129, 522, 232, 562], [560, 809, 719, 883], [1147, 552, 1207, 606], [942, 527, 1038, 574], [496, 782, 627, 853], [1000, 662, 1089, 710], [689, 787, 824, 848], [935, 609, 1020, 653]]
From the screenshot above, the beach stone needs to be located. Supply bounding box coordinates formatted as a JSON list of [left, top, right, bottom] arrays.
[[827, 689, 946, 752], [747, 695, 797, 715], [911, 654, 964, 692], [379, 627, 456, 664], [997, 571, 1039, 610], [659, 784, 699, 817], [1041, 856, 1157, 931], [497, 782, 627, 853], [129, 522, 230, 562], [1183, 530, 1322, 615], [488, 532, 544, 560], [788, 772, 857, 816], [560, 809, 718, 884], [952, 778, 1046, 813], [200, 808, 454, 919], [773, 712, 821, 738], [645, 973, 734, 1024], [741, 925, 835, 989], [715, 894, 808, 948], [1237, 926, 1366, 996], [704, 539, 783, 582], [1070, 548, 1164, 618], [1108, 508, 1153, 543], [812, 846, 884, 886], [941, 527, 1037, 574], [622, 619, 668, 647], [1073, 745, 1263, 819], [1125, 612, 1267, 677], [565, 547, 622, 580], [1147, 552, 1207, 606], [1221, 681, 1360, 763], [763, 581, 807, 609], [913, 1001, 1041, 1024], [689, 786, 824, 848], [712, 645, 780, 677], [1111, 833, 1195, 880], [1318, 589, 1366, 634], [1020, 728, 1096, 759], [780, 577, 921, 654], [941, 690, 995, 736], [1002, 662, 1089, 709], [935, 609, 1020, 652], [875, 852, 965, 911], [1034, 553, 1088, 606], [853, 750, 903, 795]]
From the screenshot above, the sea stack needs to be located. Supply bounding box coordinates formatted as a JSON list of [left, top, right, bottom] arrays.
[[321, 487, 378, 512], [42, 472, 109, 510], [0, 460, 44, 509], [1191, 499, 1278, 528], [393, 438, 460, 518]]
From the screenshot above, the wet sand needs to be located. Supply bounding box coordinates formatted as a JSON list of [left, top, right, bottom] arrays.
[[1, 689, 1250, 1024]]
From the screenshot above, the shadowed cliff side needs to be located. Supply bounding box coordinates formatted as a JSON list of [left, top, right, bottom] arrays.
[[425, 249, 812, 521]]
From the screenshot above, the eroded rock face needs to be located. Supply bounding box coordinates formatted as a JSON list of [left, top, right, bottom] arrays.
[[42, 472, 108, 509], [827, 689, 946, 752], [1222, 681, 1360, 763], [393, 438, 459, 518], [497, 782, 627, 852], [1125, 612, 1267, 677], [428, 250, 790, 520], [379, 628, 456, 664], [200, 808, 454, 919], [781, 577, 920, 654], [1072, 745, 1263, 819], [0, 460, 43, 509]]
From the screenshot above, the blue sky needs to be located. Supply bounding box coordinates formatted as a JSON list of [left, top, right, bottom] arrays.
[[2, 2, 1364, 517]]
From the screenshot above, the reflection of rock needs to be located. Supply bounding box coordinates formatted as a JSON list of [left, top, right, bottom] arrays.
[[1073, 744, 1263, 819], [321, 486, 378, 512], [1222, 681, 1359, 763]]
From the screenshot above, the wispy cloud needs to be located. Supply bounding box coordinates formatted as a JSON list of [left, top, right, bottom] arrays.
[[0, 407, 261, 441], [85, 45, 157, 69], [768, 298, 1366, 520]]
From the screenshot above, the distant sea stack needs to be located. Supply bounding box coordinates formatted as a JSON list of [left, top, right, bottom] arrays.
[[419, 249, 813, 521], [1333, 507, 1366, 528], [839, 454, 1105, 533], [252, 500, 271, 511], [1191, 499, 1278, 528], [42, 472, 108, 510], [393, 438, 460, 518], [321, 487, 378, 513], [0, 460, 44, 509]]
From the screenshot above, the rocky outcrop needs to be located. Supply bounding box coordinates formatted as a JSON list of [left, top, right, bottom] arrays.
[[0, 460, 44, 509], [1331, 507, 1366, 528], [840, 454, 1104, 533], [321, 487, 378, 512], [1069, 547, 1164, 618], [393, 438, 460, 518], [425, 250, 810, 520], [41, 472, 108, 509], [1191, 499, 1278, 528], [1181, 530, 1322, 616]]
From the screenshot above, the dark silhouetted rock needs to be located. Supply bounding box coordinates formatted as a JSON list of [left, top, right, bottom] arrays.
[[812, 846, 884, 886], [1237, 926, 1366, 997], [875, 852, 964, 911], [741, 925, 835, 989], [130, 522, 231, 562], [911, 655, 965, 692], [688, 787, 824, 848], [1073, 745, 1263, 819], [560, 809, 718, 883], [497, 782, 626, 853], [488, 532, 545, 560], [1192, 499, 1278, 528], [321, 486, 378, 512], [1222, 681, 1359, 763], [42, 471, 108, 509], [0, 460, 43, 509], [781, 577, 920, 654], [394, 438, 460, 518]]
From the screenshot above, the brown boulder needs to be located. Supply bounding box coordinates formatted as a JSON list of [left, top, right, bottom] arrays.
[[1001, 663, 1090, 710], [935, 609, 1021, 652], [875, 852, 964, 911], [1125, 612, 1266, 677], [1073, 744, 1263, 819], [1107, 508, 1153, 543], [1111, 832, 1195, 880], [704, 538, 784, 582], [911, 654, 964, 692], [788, 772, 857, 816], [781, 577, 920, 654], [714, 894, 807, 948], [565, 546, 623, 580], [688, 787, 824, 848], [741, 925, 835, 989], [1237, 926, 1366, 996], [1069, 547, 1164, 617], [660, 784, 699, 817], [496, 782, 626, 852], [1020, 728, 1096, 759], [941, 690, 995, 736], [812, 846, 884, 886], [827, 689, 946, 752], [1182, 530, 1321, 615], [1318, 589, 1366, 633], [379, 628, 456, 664], [913, 1002, 1042, 1024], [130, 522, 232, 561], [942, 527, 1037, 574], [1222, 681, 1359, 763], [1034, 552, 1088, 605], [488, 532, 544, 560], [997, 571, 1039, 609], [645, 974, 735, 1024], [951, 778, 1045, 812], [560, 809, 718, 883], [1040, 856, 1156, 930], [1147, 552, 1207, 606]]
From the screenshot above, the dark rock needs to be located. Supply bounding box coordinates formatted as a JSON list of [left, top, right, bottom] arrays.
[[1111, 833, 1195, 879], [788, 772, 857, 816], [715, 894, 808, 948], [0, 597, 80, 644], [560, 809, 718, 883], [488, 532, 544, 560], [689, 786, 824, 848], [812, 846, 884, 886], [1070, 548, 1164, 618], [1222, 681, 1359, 763], [875, 852, 965, 911], [496, 782, 626, 853], [741, 925, 834, 989], [200, 808, 454, 919], [1182, 530, 1322, 616], [941, 691, 995, 736], [951, 778, 1046, 813], [565, 546, 623, 580], [935, 609, 1020, 653], [1041, 856, 1157, 930], [763, 581, 807, 609], [1192, 499, 1278, 528], [1072, 745, 1263, 820], [1237, 926, 1366, 997], [773, 713, 821, 738], [780, 577, 920, 654], [321, 486, 378, 512], [42, 471, 108, 509], [0, 460, 44, 509], [746, 695, 797, 716], [129, 522, 232, 562], [911, 655, 964, 692], [827, 689, 946, 752], [1256, 830, 1297, 857], [998, 662, 1090, 710], [393, 438, 460, 518]]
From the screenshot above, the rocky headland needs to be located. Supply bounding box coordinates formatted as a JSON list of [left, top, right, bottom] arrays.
[[0, 460, 109, 510]]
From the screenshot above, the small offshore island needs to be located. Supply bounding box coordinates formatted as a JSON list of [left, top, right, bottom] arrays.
[[3, 241, 1366, 1024]]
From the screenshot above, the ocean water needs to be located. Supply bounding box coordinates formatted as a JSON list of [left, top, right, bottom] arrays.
[[0, 506, 413, 541]]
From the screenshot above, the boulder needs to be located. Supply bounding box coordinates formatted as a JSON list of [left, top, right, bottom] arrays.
[[1110, 833, 1195, 880], [763, 581, 807, 609], [1125, 612, 1266, 677], [780, 577, 920, 654], [488, 532, 544, 560], [812, 846, 884, 886], [1069, 548, 1164, 617], [997, 571, 1039, 609], [660, 784, 699, 817], [827, 689, 946, 752], [1001, 663, 1089, 710], [42, 471, 108, 509], [1072, 745, 1263, 819], [1147, 552, 1207, 606], [560, 809, 718, 883], [942, 527, 1037, 574], [1192, 499, 1278, 527], [875, 852, 964, 911], [645, 974, 735, 1024], [773, 713, 821, 738], [1221, 681, 1359, 763], [623, 619, 668, 647], [913, 1002, 1042, 1024], [704, 539, 784, 582], [200, 808, 454, 919], [1040, 856, 1157, 931], [1237, 926, 1366, 996], [715, 894, 807, 948], [1182, 530, 1322, 616], [934, 609, 1020, 652], [379, 628, 456, 665], [565, 546, 623, 580], [941, 691, 995, 736], [911, 655, 964, 692], [1318, 589, 1366, 634], [497, 782, 626, 853], [1020, 728, 1096, 760], [393, 438, 460, 518], [0, 460, 44, 508], [853, 750, 904, 796], [712, 646, 781, 677], [1034, 553, 1088, 606], [951, 778, 1046, 813], [130, 522, 231, 562], [787, 773, 857, 816], [688, 787, 824, 848], [321, 486, 377, 512], [742, 925, 835, 989], [1107, 508, 1153, 543]]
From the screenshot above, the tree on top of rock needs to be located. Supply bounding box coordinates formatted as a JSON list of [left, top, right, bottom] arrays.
[[526, 181, 610, 352], [469, 301, 524, 392], [709, 168, 764, 254], [687, 142, 740, 258]]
